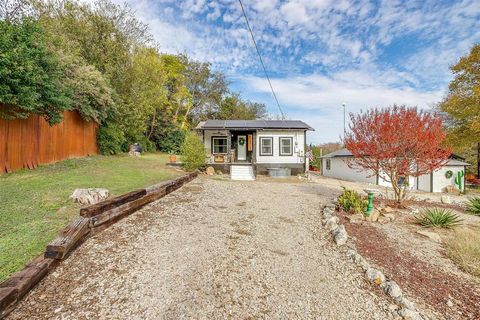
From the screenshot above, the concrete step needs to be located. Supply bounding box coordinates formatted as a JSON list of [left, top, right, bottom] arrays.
[[230, 165, 255, 181]]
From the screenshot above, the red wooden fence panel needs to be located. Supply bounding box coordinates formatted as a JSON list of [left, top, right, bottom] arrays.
[[0, 110, 98, 174]]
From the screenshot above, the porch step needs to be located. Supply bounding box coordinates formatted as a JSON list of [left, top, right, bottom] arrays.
[[230, 165, 255, 181]]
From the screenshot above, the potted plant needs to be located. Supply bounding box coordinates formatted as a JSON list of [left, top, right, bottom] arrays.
[[168, 151, 177, 163]]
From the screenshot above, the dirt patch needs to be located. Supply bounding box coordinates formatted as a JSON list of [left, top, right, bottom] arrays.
[[339, 211, 480, 319]]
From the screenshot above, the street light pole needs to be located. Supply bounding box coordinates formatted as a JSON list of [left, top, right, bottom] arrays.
[[342, 103, 346, 139]]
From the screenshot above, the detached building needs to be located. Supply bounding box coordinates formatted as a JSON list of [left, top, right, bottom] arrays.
[[321, 148, 469, 193], [195, 120, 314, 180]]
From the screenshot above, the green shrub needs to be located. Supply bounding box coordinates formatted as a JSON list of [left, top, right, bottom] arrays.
[[97, 122, 125, 155], [180, 132, 206, 171], [338, 187, 367, 214], [157, 129, 186, 154], [415, 208, 462, 228], [466, 197, 480, 216]]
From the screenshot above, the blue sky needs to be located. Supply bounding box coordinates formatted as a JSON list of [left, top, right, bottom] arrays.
[[107, 0, 480, 143]]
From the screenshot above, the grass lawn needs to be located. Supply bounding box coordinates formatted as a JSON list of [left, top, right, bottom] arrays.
[[0, 153, 182, 282]]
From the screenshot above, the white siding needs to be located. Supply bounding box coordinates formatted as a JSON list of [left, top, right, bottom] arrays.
[[202, 130, 228, 156], [256, 130, 305, 164], [431, 165, 465, 193], [417, 174, 431, 192], [322, 157, 376, 184], [320, 155, 467, 193]]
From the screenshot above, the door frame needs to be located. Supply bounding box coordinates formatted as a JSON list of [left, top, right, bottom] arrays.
[[237, 135, 247, 161]]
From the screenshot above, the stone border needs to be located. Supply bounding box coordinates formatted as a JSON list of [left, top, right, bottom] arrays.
[[0, 171, 198, 318], [322, 198, 424, 320]]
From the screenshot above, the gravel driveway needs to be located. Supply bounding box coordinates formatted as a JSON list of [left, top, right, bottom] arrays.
[[8, 177, 398, 319]]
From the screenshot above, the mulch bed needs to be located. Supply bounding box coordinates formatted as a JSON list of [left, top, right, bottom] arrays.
[[339, 212, 480, 319]]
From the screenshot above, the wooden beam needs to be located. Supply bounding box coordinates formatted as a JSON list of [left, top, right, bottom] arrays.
[[44, 217, 90, 259], [79, 189, 146, 217]]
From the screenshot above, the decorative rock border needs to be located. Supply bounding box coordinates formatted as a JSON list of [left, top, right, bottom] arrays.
[[0, 171, 198, 318], [322, 198, 424, 320]]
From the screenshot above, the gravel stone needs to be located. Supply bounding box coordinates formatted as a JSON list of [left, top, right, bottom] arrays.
[[398, 297, 417, 311], [398, 307, 422, 320], [366, 267, 386, 285], [332, 225, 348, 245], [382, 281, 403, 299], [7, 178, 397, 320], [323, 215, 339, 226]]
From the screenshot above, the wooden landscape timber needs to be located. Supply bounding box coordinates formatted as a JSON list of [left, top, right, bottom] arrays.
[[0, 256, 57, 318], [0, 171, 198, 317], [79, 189, 147, 217], [44, 217, 90, 259]]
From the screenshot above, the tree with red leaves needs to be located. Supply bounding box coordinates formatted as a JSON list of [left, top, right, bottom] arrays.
[[344, 105, 451, 203]]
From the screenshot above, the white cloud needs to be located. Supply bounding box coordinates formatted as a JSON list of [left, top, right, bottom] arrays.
[[79, 0, 480, 141], [239, 69, 444, 142]]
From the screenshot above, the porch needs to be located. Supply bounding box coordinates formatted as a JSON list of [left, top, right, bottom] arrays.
[[204, 130, 256, 166]]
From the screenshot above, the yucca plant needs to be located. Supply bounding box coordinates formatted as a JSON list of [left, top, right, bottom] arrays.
[[466, 197, 480, 216], [415, 208, 463, 228]]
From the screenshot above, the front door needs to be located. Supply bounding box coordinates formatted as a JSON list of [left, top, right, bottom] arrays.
[[237, 135, 247, 161]]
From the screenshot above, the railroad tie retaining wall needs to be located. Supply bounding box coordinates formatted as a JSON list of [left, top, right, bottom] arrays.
[[0, 171, 198, 318]]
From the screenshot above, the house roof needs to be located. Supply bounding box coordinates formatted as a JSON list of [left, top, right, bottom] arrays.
[[195, 120, 314, 131], [321, 148, 352, 158], [445, 159, 470, 166], [322, 148, 470, 166]]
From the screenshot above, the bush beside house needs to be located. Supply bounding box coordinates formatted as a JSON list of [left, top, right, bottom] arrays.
[[181, 132, 206, 171]]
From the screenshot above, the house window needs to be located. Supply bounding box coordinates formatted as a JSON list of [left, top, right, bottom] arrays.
[[326, 159, 331, 170], [260, 137, 273, 156], [279, 137, 293, 156], [212, 137, 227, 154]]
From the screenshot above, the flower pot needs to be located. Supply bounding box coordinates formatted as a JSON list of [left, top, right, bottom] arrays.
[[169, 155, 177, 163]]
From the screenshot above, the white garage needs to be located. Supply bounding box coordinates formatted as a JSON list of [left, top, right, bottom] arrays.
[[321, 148, 469, 193]]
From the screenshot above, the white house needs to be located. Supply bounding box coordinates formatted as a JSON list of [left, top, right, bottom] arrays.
[[321, 148, 469, 193], [195, 120, 314, 180]]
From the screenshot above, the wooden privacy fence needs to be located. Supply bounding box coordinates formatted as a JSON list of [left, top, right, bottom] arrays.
[[0, 111, 98, 174]]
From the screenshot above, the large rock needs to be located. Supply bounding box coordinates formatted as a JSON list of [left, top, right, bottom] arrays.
[[70, 188, 109, 205], [446, 185, 460, 195], [416, 230, 442, 243], [323, 216, 339, 231], [441, 195, 452, 204], [382, 206, 395, 213], [381, 213, 396, 223], [365, 209, 380, 222], [332, 225, 348, 245], [398, 308, 422, 320], [365, 267, 385, 285], [346, 214, 364, 223], [205, 166, 215, 175], [382, 280, 403, 299]]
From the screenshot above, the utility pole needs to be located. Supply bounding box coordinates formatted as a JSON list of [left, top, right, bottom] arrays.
[[477, 142, 480, 178], [342, 103, 346, 139]]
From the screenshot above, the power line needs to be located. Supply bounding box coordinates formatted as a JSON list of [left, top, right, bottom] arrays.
[[238, 0, 285, 120]]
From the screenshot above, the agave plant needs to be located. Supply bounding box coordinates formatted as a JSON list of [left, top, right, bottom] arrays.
[[415, 208, 463, 228], [466, 197, 480, 216]]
